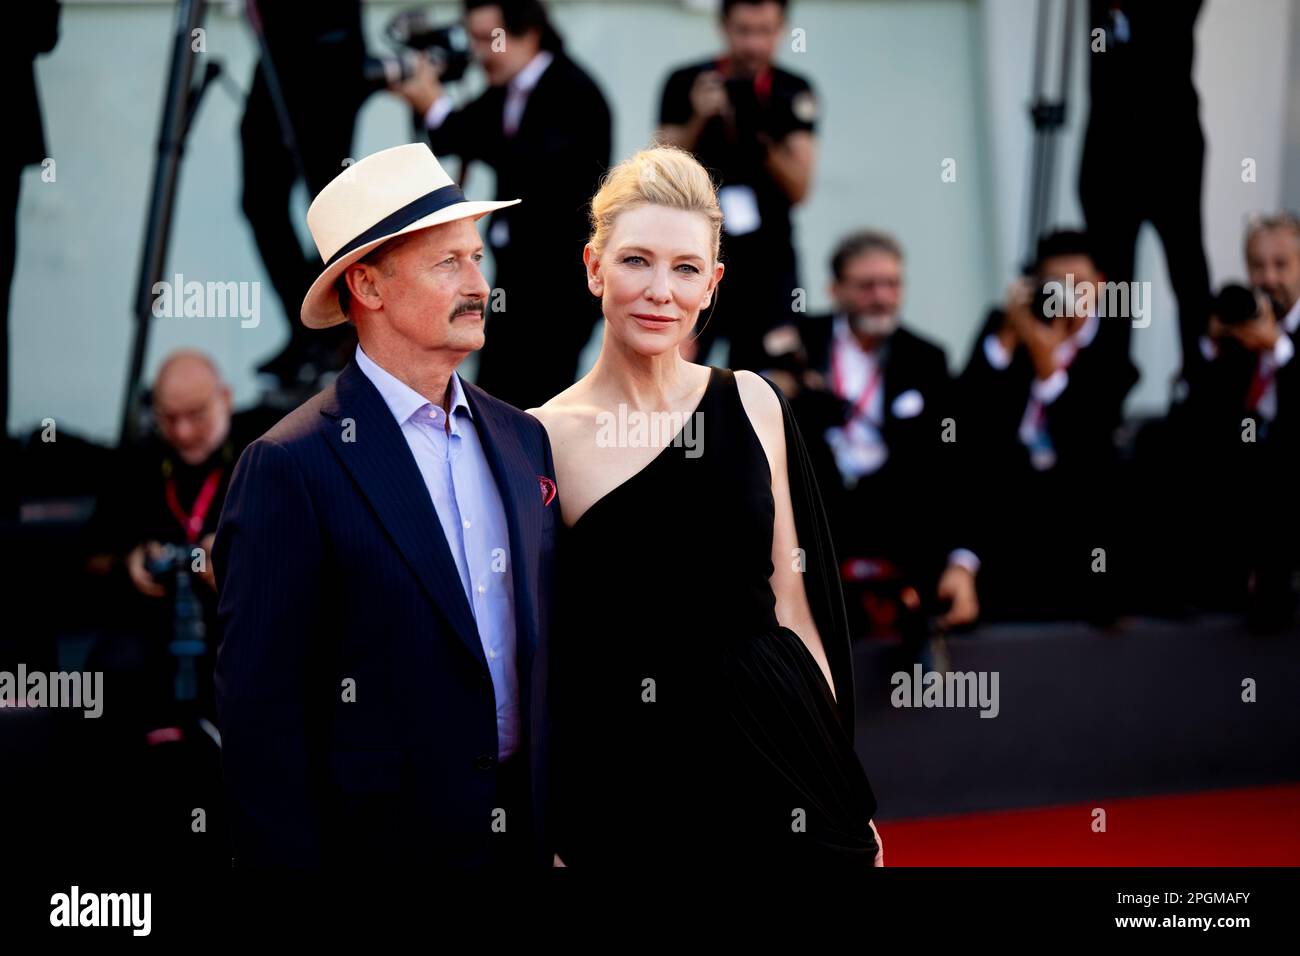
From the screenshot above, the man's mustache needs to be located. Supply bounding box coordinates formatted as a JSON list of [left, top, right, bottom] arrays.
[[450, 299, 485, 321]]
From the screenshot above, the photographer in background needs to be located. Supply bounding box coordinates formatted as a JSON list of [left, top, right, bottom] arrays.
[[86, 351, 266, 737], [958, 231, 1138, 622], [777, 231, 979, 640], [1244, 213, 1300, 346], [656, 0, 817, 372], [393, 0, 612, 410], [1174, 283, 1300, 627]]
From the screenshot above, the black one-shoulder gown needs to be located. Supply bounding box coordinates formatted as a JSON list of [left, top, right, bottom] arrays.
[[549, 366, 879, 869]]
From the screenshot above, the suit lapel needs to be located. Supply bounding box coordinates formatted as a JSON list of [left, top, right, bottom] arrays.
[[320, 362, 485, 668]]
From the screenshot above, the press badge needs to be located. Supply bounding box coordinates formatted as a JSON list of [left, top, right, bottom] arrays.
[[825, 421, 888, 486]]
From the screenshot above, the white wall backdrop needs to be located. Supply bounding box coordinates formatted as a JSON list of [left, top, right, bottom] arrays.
[[13, 0, 1295, 441]]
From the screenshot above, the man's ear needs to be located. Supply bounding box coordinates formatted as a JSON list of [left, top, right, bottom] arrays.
[[345, 262, 384, 312]]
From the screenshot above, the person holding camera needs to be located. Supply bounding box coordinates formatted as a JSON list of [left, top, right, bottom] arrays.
[[656, 0, 818, 372], [1174, 281, 1300, 626], [392, 0, 612, 411], [957, 231, 1138, 622], [86, 351, 266, 736], [776, 231, 980, 638], [1243, 213, 1300, 349]]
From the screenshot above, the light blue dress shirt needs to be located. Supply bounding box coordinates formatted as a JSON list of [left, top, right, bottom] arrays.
[[355, 345, 520, 761]]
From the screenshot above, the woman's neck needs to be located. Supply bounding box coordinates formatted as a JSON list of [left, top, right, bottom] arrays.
[[588, 331, 696, 411]]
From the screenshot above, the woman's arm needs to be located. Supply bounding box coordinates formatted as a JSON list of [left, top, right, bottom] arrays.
[[734, 370, 837, 701]]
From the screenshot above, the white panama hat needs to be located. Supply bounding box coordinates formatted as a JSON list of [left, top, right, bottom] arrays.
[[300, 142, 520, 329]]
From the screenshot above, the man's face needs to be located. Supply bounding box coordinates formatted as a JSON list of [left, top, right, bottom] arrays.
[[721, 2, 784, 76], [1038, 253, 1100, 334], [466, 5, 539, 87], [1246, 227, 1300, 314], [833, 250, 903, 337], [155, 373, 232, 466], [353, 219, 491, 356]]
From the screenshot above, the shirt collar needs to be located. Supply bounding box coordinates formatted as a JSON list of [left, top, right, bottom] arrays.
[[1072, 309, 1101, 349], [509, 50, 554, 95], [354, 344, 471, 427], [1284, 296, 1300, 335], [832, 313, 851, 341]]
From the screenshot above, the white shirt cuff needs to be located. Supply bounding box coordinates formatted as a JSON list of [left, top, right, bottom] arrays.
[[424, 95, 453, 130], [982, 334, 1012, 371], [948, 549, 981, 576], [1031, 368, 1069, 405]]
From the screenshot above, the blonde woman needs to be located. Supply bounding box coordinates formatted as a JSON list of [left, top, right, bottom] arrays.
[[529, 146, 882, 869]]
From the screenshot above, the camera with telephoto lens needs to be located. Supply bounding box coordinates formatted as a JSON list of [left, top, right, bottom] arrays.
[[363, 7, 473, 91], [1030, 283, 1061, 325], [144, 542, 196, 580], [1212, 283, 1284, 328], [144, 543, 208, 705]]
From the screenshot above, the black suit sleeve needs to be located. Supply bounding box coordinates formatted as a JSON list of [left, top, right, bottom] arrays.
[[1041, 353, 1138, 469], [658, 65, 694, 126], [424, 89, 500, 166], [214, 438, 325, 867]]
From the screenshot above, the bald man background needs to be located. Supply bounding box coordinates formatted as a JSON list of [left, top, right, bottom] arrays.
[[86, 349, 276, 733]]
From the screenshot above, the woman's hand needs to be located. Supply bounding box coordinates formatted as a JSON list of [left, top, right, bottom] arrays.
[[869, 819, 884, 867]]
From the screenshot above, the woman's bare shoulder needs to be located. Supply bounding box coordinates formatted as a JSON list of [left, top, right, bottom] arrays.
[[526, 383, 602, 445], [732, 369, 785, 449]]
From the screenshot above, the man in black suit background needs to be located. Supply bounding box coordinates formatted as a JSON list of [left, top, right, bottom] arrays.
[[239, 0, 369, 386], [958, 230, 1138, 622], [1168, 217, 1300, 627], [393, 0, 611, 410], [214, 144, 558, 868], [777, 231, 980, 637], [1079, 0, 1210, 369]]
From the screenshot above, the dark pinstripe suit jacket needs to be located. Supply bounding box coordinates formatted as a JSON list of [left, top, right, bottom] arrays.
[[213, 359, 558, 868]]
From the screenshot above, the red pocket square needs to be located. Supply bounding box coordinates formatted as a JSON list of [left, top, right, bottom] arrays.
[[538, 475, 557, 507]]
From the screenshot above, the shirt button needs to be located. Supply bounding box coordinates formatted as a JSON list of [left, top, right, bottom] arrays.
[[463, 518, 471, 529], [477, 583, 487, 595], [488, 649, 497, 660]]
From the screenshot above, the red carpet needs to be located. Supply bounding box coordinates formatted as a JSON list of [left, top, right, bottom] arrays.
[[880, 783, 1300, 866]]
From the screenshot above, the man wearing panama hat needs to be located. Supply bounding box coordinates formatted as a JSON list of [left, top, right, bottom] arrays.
[[213, 143, 560, 868]]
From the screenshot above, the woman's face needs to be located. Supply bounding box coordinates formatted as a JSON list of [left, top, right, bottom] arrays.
[[584, 204, 724, 357]]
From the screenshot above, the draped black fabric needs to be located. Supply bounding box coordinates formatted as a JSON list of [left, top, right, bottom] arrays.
[[550, 366, 877, 869], [759, 372, 858, 742]]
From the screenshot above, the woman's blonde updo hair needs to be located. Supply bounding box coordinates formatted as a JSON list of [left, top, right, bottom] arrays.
[[587, 144, 724, 263]]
